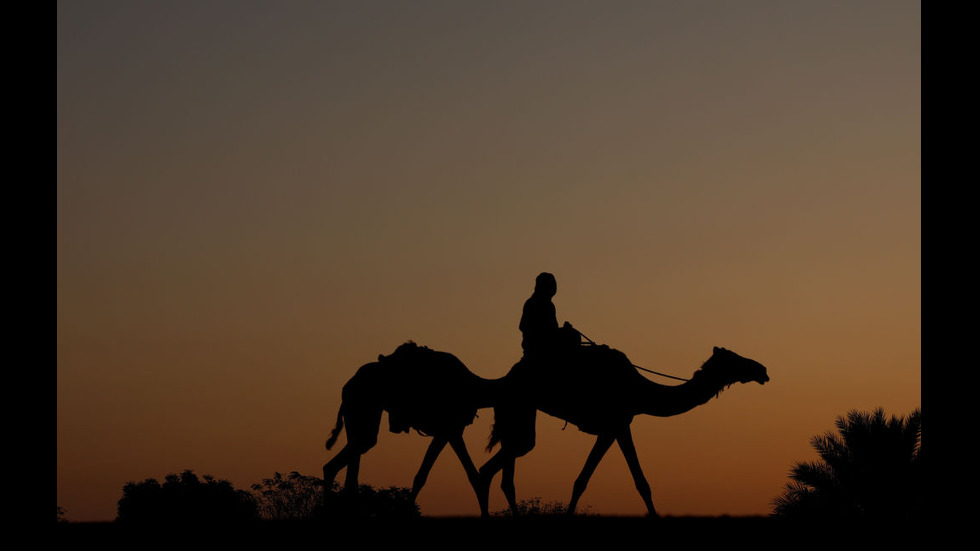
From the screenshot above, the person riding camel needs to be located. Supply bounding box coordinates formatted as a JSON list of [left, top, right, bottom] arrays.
[[519, 272, 581, 360]]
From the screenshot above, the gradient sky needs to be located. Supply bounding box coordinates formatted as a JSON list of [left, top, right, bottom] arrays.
[[57, 1, 920, 522]]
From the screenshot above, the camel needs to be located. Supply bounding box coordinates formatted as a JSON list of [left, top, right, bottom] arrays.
[[475, 345, 770, 517], [322, 341, 504, 508]]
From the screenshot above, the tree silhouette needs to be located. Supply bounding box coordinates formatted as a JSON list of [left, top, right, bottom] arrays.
[[116, 470, 259, 525], [772, 408, 921, 521]]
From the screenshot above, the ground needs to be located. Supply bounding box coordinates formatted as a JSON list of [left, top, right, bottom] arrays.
[[56, 515, 911, 548]]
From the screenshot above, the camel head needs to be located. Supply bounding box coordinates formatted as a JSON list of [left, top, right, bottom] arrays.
[[699, 346, 769, 387]]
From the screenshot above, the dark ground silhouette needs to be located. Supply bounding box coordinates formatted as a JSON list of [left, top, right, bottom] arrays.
[[58, 514, 914, 548]]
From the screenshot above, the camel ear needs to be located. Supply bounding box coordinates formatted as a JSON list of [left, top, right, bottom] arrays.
[[713, 346, 720, 354]]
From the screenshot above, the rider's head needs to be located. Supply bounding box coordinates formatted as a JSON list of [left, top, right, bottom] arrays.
[[534, 272, 557, 297]]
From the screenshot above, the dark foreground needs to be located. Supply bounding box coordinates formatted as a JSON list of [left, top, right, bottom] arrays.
[[57, 515, 911, 548]]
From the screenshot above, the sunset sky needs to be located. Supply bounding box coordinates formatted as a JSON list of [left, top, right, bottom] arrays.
[[57, 1, 920, 522]]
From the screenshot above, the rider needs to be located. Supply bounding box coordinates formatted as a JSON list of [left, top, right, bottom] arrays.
[[519, 272, 580, 360]]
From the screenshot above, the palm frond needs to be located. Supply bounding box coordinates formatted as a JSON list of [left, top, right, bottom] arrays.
[[772, 407, 922, 520]]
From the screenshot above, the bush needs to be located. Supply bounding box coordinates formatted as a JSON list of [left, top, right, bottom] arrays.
[[251, 471, 324, 521], [250, 471, 420, 521], [493, 497, 590, 516], [320, 482, 421, 520], [116, 470, 259, 525]]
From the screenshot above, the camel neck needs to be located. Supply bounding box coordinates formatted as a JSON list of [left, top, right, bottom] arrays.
[[634, 370, 723, 417]]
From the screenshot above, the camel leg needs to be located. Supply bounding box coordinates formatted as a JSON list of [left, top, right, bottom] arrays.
[[501, 458, 519, 515], [477, 403, 538, 517], [478, 406, 537, 517], [477, 449, 526, 517], [476, 454, 518, 516], [323, 445, 358, 503], [477, 451, 509, 517], [323, 444, 355, 495], [477, 444, 534, 517], [343, 453, 361, 495], [329, 406, 380, 497], [616, 426, 658, 517], [411, 437, 448, 503], [568, 433, 616, 515], [321, 445, 359, 519], [446, 434, 483, 509]]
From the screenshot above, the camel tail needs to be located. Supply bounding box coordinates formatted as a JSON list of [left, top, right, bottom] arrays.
[[325, 403, 345, 450], [486, 422, 500, 453]]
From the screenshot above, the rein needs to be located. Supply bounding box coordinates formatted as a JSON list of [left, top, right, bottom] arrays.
[[632, 362, 690, 382], [578, 330, 690, 382]]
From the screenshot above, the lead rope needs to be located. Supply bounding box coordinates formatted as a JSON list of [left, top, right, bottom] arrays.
[[577, 330, 690, 382]]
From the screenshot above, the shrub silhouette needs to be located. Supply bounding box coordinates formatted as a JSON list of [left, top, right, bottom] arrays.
[[251, 471, 324, 521], [772, 408, 921, 521], [116, 469, 259, 525], [249, 471, 419, 521], [320, 481, 421, 520], [492, 497, 590, 517]]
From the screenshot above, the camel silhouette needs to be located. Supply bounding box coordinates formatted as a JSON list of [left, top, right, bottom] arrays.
[[322, 342, 505, 508], [475, 345, 770, 517], [322, 341, 769, 517]]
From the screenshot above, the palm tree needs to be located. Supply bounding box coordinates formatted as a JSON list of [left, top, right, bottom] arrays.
[[772, 408, 921, 521]]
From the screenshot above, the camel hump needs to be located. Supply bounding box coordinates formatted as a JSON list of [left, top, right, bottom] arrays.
[[382, 341, 474, 377], [375, 342, 480, 435], [379, 340, 431, 361], [576, 343, 633, 371]]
